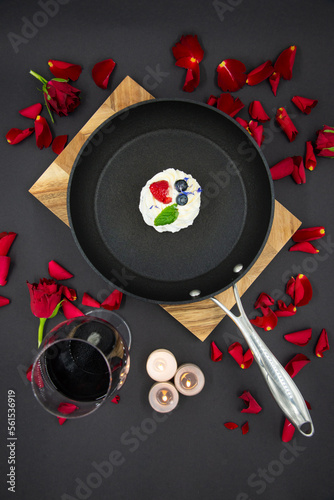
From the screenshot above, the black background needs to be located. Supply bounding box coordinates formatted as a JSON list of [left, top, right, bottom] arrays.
[[1, 1, 334, 499]]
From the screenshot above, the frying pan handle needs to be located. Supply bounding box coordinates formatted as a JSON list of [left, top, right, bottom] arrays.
[[211, 284, 314, 437]]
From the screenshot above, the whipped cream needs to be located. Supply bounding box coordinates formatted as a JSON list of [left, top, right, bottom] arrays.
[[139, 168, 201, 233]]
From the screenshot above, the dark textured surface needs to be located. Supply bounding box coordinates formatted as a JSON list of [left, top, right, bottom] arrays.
[[1, 1, 334, 499]]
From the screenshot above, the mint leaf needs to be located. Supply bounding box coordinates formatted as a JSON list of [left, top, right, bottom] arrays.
[[154, 204, 179, 226]]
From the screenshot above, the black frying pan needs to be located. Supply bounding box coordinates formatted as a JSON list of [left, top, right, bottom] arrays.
[[68, 99, 274, 304]]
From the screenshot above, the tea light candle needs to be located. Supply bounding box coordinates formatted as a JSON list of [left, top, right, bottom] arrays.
[[174, 363, 205, 396], [148, 382, 179, 413], [146, 349, 178, 381]]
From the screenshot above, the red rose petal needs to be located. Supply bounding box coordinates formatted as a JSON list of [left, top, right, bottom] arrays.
[[292, 226, 325, 242], [6, 127, 34, 145], [294, 274, 312, 307], [92, 59, 116, 89], [289, 242, 319, 254], [0, 295, 10, 307], [286, 277, 296, 300], [284, 328, 312, 346], [292, 96, 318, 115], [172, 35, 204, 63], [249, 101, 270, 122], [236, 117, 249, 130], [57, 402, 78, 425], [291, 156, 306, 184], [246, 60, 274, 86], [62, 299, 84, 319], [250, 307, 278, 332], [241, 421, 249, 435], [282, 418, 295, 442], [228, 342, 253, 369], [101, 290, 123, 311], [274, 45, 297, 80], [315, 329, 329, 358], [305, 141, 317, 171], [48, 60, 82, 81], [82, 292, 101, 308], [276, 107, 298, 142], [269, 71, 280, 96], [239, 391, 262, 414], [181, 64, 200, 92], [254, 292, 275, 310], [111, 395, 120, 404], [270, 157, 294, 180], [48, 260, 73, 280], [26, 365, 32, 382], [19, 103, 42, 120], [34, 115, 52, 149], [0, 232, 17, 256], [315, 125, 334, 157], [217, 59, 247, 92], [211, 341, 223, 362], [62, 286, 77, 301], [224, 422, 239, 430], [0, 256, 10, 286], [275, 301, 297, 317], [52, 135, 68, 155], [248, 120, 264, 147], [216, 93, 244, 117], [207, 95, 218, 106], [284, 353, 310, 378]]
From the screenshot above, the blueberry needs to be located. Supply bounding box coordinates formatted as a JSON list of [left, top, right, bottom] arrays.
[[176, 193, 188, 206], [175, 179, 188, 192]]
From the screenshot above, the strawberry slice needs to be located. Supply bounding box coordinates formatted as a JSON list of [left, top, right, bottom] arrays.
[[149, 180, 172, 204]]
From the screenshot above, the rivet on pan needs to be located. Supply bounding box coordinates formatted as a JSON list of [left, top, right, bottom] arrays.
[[189, 289, 201, 298], [233, 264, 243, 274]]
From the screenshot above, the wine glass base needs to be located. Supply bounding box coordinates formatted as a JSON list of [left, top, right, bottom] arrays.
[[86, 310, 132, 350]]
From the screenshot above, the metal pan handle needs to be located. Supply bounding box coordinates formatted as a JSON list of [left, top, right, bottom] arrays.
[[211, 284, 314, 437]]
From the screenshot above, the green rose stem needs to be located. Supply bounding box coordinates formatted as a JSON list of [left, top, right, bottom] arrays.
[[29, 69, 54, 123], [37, 317, 47, 348]]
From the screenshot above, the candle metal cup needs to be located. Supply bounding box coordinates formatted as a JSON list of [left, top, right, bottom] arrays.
[[146, 349, 178, 382], [148, 382, 179, 413], [174, 363, 205, 396]]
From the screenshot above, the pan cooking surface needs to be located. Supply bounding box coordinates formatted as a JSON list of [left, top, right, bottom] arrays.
[[68, 99, 274, 303]]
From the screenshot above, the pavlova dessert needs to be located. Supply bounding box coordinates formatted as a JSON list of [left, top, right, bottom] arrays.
[[139, 168, 202, 233]]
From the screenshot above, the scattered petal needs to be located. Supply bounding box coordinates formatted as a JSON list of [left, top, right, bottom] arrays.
[[92, 59, 116, 89], [48, 260, 73, 280], [206, 95, 218, 106], [52, 135, 68, 155], [0, 232, 17, 256], [57, 402, 78, 425], [241, 421, 249, 435], [172, 34, 204, 63], [286, 277, 296, 301], [250, 307, 278, 331], [282, 418, 295, 442], [275, 301, 297, 317], [34, 115, 52, 149], [246, 60, 274, 86], [284, 328, 312, 346], [216, 59, 247, 92], [216, 93, 244, 117], [294, 274, 312, 307], [111, 395, 120, 404], [291, 156, 306, 184], [236, 117, 249, 129], [248, 120, 264, 147], [19, 103, 42, 120], [239, 391, 262, 414], [315, 125, 334, 158], [289, 242, 319, 254], [292, 96, 318, 115], [284, 353, 310, 378], [101, 290, 123, 311], [269, 71, 280, 96], [48, 60, 82, 81], [315, 329, 329, 358], [180, 64, 200, 92], [306, 401, 312, 410], [274, 45, 297, 80], [228, 342, 253, 369], [0, 256, 10, 286], [26, 365, 32, 382], [224, 422, 239, 430], [305, 141, 317, 171], [292, 226, 325, 243], [62, 286, 77, 301], [276, 107, 298, 142], [211, 341, 223, 362], [0, 295, 10, 307], [62, 299, 84, 319], [270, 157, 294, 180], [82, 292, 101, 308], [6, 127, 34, 145], [249, 101, 270, 122], [254, 292, 275, 314]]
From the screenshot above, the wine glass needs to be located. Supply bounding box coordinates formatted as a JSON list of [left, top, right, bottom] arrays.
[[30, 310, 131, 419]]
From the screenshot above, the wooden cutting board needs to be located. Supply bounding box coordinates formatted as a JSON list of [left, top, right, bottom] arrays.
[[29, 76, 301, 341]]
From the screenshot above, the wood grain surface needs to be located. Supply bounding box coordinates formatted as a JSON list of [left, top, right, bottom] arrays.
[[29, 76, 301, 341]]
